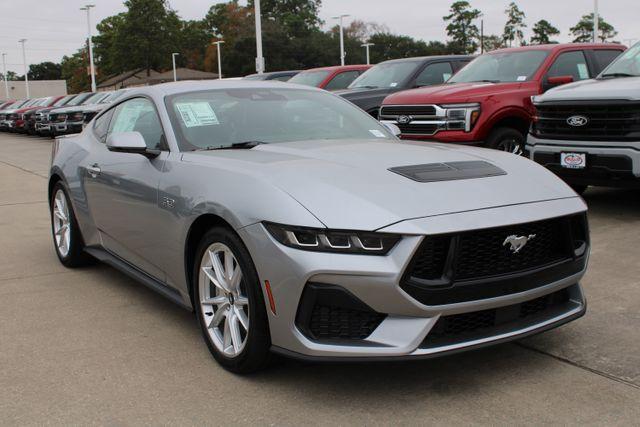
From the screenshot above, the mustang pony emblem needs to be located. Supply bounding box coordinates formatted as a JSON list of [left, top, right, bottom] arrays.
[[503, 234, 536, 253]]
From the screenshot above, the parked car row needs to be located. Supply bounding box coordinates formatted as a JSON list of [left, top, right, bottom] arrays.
[[0, 89, 129, 138]]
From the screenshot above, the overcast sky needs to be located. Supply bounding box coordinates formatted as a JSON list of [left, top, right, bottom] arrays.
[[0, 0, 638, 74]]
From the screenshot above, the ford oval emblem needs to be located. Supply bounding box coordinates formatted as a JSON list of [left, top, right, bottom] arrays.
[[567, 115, 589, 127], [397, 115, 413, 124]]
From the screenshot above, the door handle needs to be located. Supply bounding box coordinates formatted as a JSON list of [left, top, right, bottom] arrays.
[[87, 164, 101, 178]]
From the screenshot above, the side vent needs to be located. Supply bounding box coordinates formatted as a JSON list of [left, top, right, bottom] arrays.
[[389, 161, 506, 183]]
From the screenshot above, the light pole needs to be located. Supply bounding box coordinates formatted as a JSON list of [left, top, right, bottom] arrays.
[[254, 0, 264, 74], [213, 41, 224, 79], [2, 53, 8, 99], [80, 5, 97, 92], [18, 39, 29, 98], [361, 43, 374, 65], [593, 0, 599, 43], [332, 14, 350, 66], [172, 53, 179, 82]]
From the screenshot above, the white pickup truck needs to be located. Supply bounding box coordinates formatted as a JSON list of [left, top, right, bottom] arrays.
[[526, 42, 640, 192]]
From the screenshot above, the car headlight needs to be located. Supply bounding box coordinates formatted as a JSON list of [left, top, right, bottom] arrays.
[[70, 112, 84, 121], [440, 103, 481, 132], [263, 222, 400, 255]]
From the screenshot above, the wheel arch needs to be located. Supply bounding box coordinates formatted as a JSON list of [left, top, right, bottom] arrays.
[[484, 108, 531, 138], [184, 213, 236, 309], [48, 172, 64, 205]]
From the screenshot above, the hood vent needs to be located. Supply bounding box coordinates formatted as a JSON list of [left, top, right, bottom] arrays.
[[389, 161, 506, 183]]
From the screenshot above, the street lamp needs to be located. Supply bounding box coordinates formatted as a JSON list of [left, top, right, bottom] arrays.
[[80, 5, 97, 92], [254, 0, 265, 74], [361, 42, 374, 65], [1, 53, 8, 99], [213, 40, 224, 80], [332, 14, 350, 66], [593, 0, 599, 43], [18, 39, 29, 98], [171, 53, 179, 82]]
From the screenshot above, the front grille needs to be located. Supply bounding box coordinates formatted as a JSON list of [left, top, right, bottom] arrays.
[[380, 105, 437, 117], [455, 218, 568, 280], [425, 288, 571, 345], [533, 102, 640, 141], [295, 283, 386, 342], [308, 304, 385, 340], [396, 123, 440, 135], [401, 214, 588, 305]]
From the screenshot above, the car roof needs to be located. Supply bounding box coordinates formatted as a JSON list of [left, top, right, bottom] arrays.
[[299, 64, 371, 73], [488, 43, 625, 54], [380, 55, 475, 64]]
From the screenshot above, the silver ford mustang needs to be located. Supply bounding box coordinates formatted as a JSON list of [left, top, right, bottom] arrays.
[[49, 81, 589, 373]]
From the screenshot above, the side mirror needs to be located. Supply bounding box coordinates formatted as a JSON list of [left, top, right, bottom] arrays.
[[547, 75, 574, 86], [381, 122, 402, 137], [106, 131, 159, 158]]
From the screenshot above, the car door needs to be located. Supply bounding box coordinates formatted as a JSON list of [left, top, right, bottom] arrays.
[[412, 62, 454, 87], [81, 97, 169, 281]]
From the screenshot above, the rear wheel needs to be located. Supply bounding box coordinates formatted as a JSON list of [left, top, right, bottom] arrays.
[[194, 227, 271, 373], [486, 127, 525, 155]]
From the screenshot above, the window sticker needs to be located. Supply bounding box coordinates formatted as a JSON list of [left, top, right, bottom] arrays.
[[442, 73, 452, 81], [389, 82, 398, 87], [369, 129, 386, 138], [175, 101, 219, 128], [516, 75, 527, 81], [577, 63, 589, 80]]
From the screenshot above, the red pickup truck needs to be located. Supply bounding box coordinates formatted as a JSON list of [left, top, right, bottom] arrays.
[[380, 43, 625, 153]]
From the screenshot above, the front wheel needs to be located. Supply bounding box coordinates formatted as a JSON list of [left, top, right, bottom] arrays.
[[194, 227, 271, 373], [486, 127, 525, 155], [50, 183, 92, 267]]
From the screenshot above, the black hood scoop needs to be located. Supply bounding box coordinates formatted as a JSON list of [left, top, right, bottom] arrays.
[[389, 161, 506, 183]]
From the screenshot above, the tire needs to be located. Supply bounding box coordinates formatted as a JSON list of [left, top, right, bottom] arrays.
[[486, 127, 526, 155], [50, 182, 92, 268], [193, 226, 272, 373]]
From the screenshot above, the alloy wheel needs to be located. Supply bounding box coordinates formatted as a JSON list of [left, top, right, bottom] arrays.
[[52, 189, 71, 257], [198, 242, 250, 358], [496, 137, 523, 155]]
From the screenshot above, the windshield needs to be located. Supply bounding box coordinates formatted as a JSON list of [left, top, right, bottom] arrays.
[[83, 92, 110, 105], [243, 74, 265, 80], [39, 97, 54, 106], [53, 95, 74, 107], [288, 70, 330, 87], [449, 50, 549, 83], [66, 93, 93, 106], [166, 88, 394, 151], [349, 61, 419, 88], [599, 42, 640, 77], [100, 90, 126, 103]]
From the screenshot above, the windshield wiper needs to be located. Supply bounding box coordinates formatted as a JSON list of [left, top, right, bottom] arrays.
[[354, 85, 379, 89], [599, 72, 637, 79], [199, 141, 266, 151], [469, 79, 500, 83]]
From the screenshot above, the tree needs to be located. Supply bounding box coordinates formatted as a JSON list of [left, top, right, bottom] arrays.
[[502, 2, 526, 47], [27, 62, 62, 80], [443, 1, 482, 54], [530, 19, 560, 44], [482, 35, 504, 52], [61, 49, 90, 93], [570, 13, 618, 43], [0, 71, 19, 80]]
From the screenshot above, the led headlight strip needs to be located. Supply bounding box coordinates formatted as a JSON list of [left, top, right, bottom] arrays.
[[263, 222, 400, 255]]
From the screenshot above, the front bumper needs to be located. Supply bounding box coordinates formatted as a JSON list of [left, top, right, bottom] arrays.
[[526, 134, 640, 188], [238, 197, 588, 359]]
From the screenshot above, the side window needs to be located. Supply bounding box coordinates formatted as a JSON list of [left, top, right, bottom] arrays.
[[108, 98, 165, 150], [415, 62, 454, 87], [324, 71, 361, 90], [93, 108, 115, 143], [547, 51, 590, 81], [592, 50, 623, 73]]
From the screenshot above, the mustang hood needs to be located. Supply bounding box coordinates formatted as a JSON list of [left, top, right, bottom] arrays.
[[190, 139, 578, 230], [536, 77, 640, 102], [384, 82, 524, 105]]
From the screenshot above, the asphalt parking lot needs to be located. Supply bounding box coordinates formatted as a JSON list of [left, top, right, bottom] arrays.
[[1, 133, 639, 425]]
